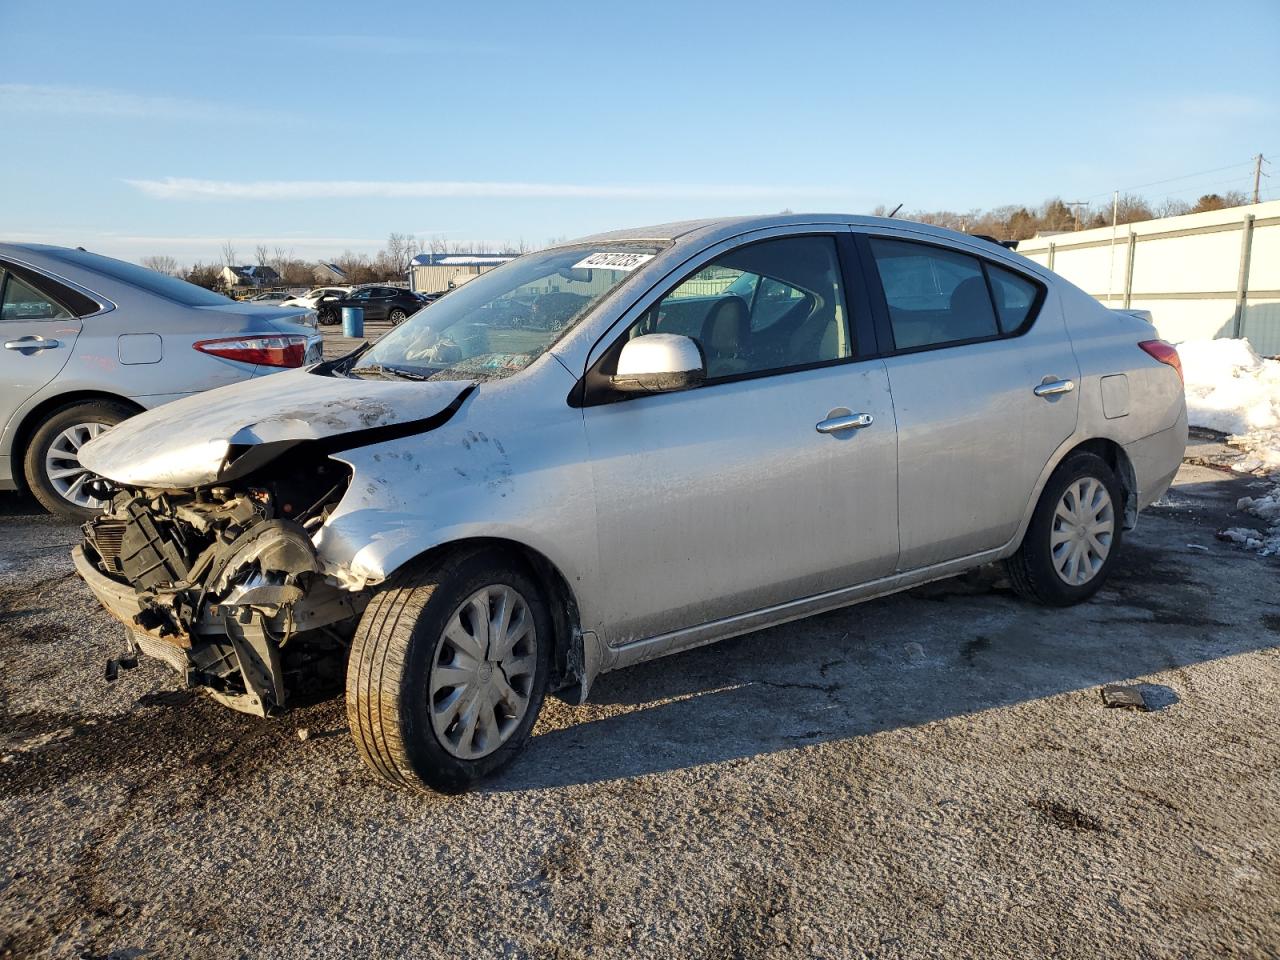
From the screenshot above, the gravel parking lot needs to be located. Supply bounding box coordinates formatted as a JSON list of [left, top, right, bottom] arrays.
[[2, 421, 1278, 958]]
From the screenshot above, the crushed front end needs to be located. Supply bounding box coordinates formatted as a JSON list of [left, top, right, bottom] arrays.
[[75, 459, 364, 716]]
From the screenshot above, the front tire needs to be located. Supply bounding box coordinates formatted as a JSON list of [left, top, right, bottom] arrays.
[[23, 400, 134, 520], [388, 308, 407, 325], [1005, 451, 1124, 606], [346, 547, 552, 793]]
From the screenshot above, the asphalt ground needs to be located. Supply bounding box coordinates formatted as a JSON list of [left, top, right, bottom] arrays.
[[1, 403, 1277, 957]]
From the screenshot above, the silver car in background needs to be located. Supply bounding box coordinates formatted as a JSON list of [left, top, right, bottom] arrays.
[[0, 244, 321, 517], [73, 214, 1187, 793]]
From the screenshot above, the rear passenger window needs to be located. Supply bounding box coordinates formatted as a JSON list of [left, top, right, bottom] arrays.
[[987, 264, 1038, 333], [868, 238, 998, 349], [1, 273, 73, 322]]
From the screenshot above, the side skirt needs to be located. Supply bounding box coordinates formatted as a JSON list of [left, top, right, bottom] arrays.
[[603, 547, 1011, 673]]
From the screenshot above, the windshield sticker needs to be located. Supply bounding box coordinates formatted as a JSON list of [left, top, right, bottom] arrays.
[[572, 252, 656, 272]]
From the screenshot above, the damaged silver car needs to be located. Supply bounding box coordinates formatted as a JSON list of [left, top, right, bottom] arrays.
[[75, 214, 1188, 792]]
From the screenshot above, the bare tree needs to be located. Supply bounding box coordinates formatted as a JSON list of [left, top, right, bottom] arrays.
[[1152, 198, 1192, 218], [254, 244, 270, 267], [220, 241, 237, 268], [141, 254, 179, 276]]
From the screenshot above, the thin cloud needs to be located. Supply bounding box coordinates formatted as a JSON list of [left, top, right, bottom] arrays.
[[125, 177, 855, 202], [0, 84, 271, 122]]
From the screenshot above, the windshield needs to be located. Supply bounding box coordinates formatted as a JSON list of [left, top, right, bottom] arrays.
[[43, 248, 233, 307], [351, 244, 662, 382]]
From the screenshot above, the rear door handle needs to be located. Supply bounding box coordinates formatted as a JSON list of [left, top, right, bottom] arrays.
[[1033, 378, 1075, 397], [4, 336, 61, 352], [816, 413, 874, 434]]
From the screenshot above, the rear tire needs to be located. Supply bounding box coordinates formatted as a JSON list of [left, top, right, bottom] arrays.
[[346, 547, 552, 793], [23, 400, 134, 520], [1005, 451, 1124, 607]]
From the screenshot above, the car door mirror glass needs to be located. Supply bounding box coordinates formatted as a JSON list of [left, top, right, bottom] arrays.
[[610, 333, 706, 394]]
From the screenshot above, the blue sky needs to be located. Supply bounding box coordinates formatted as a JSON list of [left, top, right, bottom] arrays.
[[2, 0, 1277, 265]]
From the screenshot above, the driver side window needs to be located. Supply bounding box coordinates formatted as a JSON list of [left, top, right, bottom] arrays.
[[630, 235, 851, 381]]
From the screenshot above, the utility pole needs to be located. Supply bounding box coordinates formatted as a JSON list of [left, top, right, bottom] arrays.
[[1065, 200, 1088, 231], [1107, 191, 1119, 302], [1253, 153, 1266, 204]]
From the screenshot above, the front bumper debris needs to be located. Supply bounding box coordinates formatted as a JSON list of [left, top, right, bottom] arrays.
[[77, 478, 363, 716]]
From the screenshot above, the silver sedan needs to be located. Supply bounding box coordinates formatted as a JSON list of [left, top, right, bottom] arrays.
[[0, 244, 321, 517], [74, 214, 1187, 792]]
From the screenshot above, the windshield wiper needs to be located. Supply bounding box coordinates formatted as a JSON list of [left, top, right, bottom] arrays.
[[352, 363, 432, 382]]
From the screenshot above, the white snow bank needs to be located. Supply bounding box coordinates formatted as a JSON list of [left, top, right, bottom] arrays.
[[1178, 337, 1280, 554], [1178, 338, 1280, 474], [1179, 338, 1280, 436]]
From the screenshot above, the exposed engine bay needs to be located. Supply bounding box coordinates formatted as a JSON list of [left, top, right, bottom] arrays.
[[76, 456, 363, 716]]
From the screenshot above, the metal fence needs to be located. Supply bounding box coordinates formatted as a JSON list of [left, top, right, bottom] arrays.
[[1016, 199, 1280, 354]]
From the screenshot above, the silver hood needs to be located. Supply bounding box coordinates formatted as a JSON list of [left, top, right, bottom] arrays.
[[80, 366, 475, 488]]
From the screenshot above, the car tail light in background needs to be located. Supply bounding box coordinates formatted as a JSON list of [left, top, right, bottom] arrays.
[[1139, 340, 1183, 383], [193, 334, 309, 368]]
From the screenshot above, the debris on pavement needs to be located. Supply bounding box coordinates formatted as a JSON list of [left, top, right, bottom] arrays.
[[1100, 684, 1148, 711]]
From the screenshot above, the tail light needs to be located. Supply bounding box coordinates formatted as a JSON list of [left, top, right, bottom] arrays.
[[194, 334, 309, 368], [1139, 340, 1183, 383]]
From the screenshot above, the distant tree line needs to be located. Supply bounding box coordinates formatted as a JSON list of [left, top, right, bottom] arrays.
[[140, 188, 1256, 288], [877, 190, 1252, 243], [141, 232, 545, 291]]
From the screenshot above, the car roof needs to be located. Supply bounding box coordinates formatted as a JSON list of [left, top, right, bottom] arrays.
[[567, 214, 1046, 273]]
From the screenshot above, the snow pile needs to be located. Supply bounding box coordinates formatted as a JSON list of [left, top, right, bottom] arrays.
[[1223, 488, 1280, 557], [1178, 337, 1280, 553], [1179, 338, 1280, 472]]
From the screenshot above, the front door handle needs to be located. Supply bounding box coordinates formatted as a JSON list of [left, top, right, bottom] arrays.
[[816, 412, 874, 434], [1033, 378, 1075, 398], [5, 336, 61, 353]]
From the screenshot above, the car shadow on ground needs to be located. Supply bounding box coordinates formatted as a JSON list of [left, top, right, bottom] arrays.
[[489, 472, 1280, 793], [0, 490, 46, 518]]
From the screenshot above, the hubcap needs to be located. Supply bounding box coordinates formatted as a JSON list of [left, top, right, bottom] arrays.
[[44, 421, 109, 509], [428, 585, 537, 760], [1051, 477, 1114, 586]]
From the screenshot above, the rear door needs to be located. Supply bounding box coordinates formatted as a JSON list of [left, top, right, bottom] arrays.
[[858, 233, 1078, 570], [0, 265, 83, 432], [581, 232, 900, 645]]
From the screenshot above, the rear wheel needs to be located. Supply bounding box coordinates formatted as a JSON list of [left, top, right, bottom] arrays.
[[346, 548, 552, 793], [317, 306, 339, 326], [1005, 451, 1123, 606], [23, 400, 134, 520]]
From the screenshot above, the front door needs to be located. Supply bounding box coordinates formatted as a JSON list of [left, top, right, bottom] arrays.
[[581, 233, 899, 646]]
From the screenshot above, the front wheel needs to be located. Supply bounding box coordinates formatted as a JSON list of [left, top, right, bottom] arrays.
[[346, 548, 552, 793], [1004, 451, 1124, 606], [23, 400, 134, 520], [388, 308, 407, 325]]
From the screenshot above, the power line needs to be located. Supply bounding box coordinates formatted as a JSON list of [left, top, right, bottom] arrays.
[[1079, 158, 1256, 201]]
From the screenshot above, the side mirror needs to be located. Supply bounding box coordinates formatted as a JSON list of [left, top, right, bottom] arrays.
[[610, 333, 705, 394]]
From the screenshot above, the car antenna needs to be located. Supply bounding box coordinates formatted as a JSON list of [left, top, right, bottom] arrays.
[[887, 203, 903, 219]]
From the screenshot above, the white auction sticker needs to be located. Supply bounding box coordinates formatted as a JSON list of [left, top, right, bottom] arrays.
[[572, 251, 656, 272]]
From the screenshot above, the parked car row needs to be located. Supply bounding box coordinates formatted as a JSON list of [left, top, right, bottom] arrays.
[[309, 286, 433, 326]]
